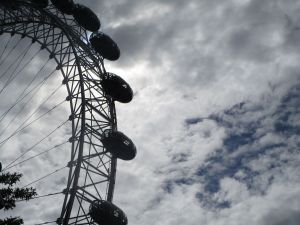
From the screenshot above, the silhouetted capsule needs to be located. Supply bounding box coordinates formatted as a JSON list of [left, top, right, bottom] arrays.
[[31, 0, 48, 8], [101, 73, 133, 103], [0, 161, 2, 172], [50, 0, 74, 14], [89, 200, 128, 225], [73, 4, 100, 32], [101, 130, 136, 161], [90, 32, 120, 61]]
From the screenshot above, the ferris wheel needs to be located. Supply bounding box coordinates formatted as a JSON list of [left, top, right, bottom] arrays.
[[0, 0, 136, 224]]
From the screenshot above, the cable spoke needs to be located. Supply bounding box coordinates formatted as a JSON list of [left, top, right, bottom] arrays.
[[0, 36, 11, 62], [16, 191, 62, 202], [23, 165, 67, 188], [0, 100, 66, 151], [0, 83, 63, 138], [0, 42, 32, 95], [2, 119, 68, 171], [33, 221, 57, 225], [3, 141, 68, 171], [0, 36, 23, 68], [0, 58, 53, 125], [0, 3, 120, 225], [0, 46, 41, 96]]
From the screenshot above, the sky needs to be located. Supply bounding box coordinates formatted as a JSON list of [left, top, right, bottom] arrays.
[[1, 0, 300, 224]]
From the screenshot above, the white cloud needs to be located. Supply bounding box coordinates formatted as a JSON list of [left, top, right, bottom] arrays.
[[1, 0, 300, 225]]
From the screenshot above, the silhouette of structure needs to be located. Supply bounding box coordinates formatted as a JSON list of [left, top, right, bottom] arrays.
[[0, 0, 136, 224]]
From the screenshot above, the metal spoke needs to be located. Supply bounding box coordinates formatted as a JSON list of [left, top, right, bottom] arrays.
[[0, 2, 121, 225]]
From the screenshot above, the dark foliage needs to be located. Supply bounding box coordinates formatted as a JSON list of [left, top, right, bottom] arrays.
[[0, 217, 23, 225], [0, 172, 21, 186], [0, 172, 37, 225]]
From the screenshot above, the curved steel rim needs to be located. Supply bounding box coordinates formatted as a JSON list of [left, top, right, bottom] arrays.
[[0, 2, 118, 224]]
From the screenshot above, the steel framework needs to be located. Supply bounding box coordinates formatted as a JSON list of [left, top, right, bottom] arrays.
[[0, 2, 118, 225]]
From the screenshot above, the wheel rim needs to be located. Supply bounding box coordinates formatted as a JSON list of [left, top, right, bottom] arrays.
[[0, 2, 118, 224]]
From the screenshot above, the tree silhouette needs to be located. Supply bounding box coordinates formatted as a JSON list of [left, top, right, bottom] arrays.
[[0, 163, 37, 225]]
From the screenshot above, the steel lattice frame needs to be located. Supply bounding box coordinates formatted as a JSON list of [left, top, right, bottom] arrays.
[[0, 2, 118, 225]]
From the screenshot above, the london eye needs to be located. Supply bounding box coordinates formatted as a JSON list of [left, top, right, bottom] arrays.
[[0, 0, 136, 224]]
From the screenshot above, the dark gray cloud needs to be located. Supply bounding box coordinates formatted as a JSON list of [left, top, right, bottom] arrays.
[[261, 209, 300, 225]]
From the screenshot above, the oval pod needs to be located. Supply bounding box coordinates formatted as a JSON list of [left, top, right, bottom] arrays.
[[101, 73, 133, 103], [31, 0, 49, 8], [89, 200, 127, 225], [101, 130, 136, 161], [73, 4, 100, 32], [50, 0, 74, 14], [90, 32, 120, 61]]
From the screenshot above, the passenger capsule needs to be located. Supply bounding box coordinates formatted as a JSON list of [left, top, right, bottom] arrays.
[[73, 4, 100, 32], [90, 32, 120, 61], [101, 73, 133, 103], [89, 200, 128, 225], [31, 0, 48, 8], [101, 130, 136, 161], [50, 0, 74, 14]]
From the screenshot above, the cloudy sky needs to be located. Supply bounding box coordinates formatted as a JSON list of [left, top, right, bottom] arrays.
[[1, 0, 300, 224]]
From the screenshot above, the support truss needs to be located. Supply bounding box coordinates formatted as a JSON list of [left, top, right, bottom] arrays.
[[0, 2, 118, 225]]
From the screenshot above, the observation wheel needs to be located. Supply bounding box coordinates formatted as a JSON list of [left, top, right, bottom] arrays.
[[0, 1, 136, 225]]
